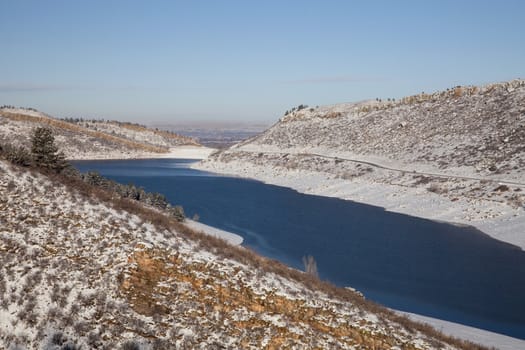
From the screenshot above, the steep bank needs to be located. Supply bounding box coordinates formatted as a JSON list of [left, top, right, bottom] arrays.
[[195, 79, 525, 249]]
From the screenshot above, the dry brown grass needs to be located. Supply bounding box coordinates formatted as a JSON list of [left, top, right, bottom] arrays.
[[454, 87, 463, 98], [121, 247, 426, 349], [324, 111, 343, 119]]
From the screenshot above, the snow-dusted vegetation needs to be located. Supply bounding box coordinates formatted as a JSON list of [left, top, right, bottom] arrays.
[[0, 157, 486, 349]]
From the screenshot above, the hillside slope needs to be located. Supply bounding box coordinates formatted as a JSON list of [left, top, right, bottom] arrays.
[[0, 107, 201, 160], [0, 159, 488, 349], [196, 79, 525, 248]]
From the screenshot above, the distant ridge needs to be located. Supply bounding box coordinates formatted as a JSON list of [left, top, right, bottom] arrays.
[[0, 107, 200, 159]]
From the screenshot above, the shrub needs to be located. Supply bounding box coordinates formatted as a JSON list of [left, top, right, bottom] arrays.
[[50, 332, 65, 346], [121, 340, 141, 350], [42, 332, 81, 350], [169, 205, 185, 222], [428, 183, 447, 194], [61, 344, 81, 350], [79, 171, 185, 221], [453, 86, 463, 98], [493, 184, 509, 192], [1, 144, 32, 166]]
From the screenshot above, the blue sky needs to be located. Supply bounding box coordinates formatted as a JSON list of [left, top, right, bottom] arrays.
[[1, 0, 524, 123]]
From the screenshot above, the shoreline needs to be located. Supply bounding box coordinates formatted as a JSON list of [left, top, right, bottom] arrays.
[[183, 219, 243, 246], [396, 310, 525, 350], [193, 159, 525, 251], [67, 145, 216, 161]]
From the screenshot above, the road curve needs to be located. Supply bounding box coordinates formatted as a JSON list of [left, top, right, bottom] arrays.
[[238, 149, 525, 187]]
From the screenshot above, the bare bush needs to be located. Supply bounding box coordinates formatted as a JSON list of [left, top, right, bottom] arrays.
[[302, 255, 319, 278], [427, 183, 447, 194]]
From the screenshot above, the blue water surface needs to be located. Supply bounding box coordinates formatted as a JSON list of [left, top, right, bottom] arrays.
[[73, 158, 525, 339]]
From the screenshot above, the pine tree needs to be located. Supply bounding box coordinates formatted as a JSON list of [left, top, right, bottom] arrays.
[[31, 127, 68, 172]]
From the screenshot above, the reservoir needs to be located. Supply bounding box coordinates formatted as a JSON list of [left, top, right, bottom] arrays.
[[73, 158, 525, 340]]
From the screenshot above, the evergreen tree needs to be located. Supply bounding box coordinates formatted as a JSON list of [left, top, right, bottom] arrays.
[[31, 127, 68, 172]]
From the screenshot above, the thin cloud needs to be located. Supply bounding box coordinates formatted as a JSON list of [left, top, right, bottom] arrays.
[[0, 83, 145, 93], [0, 83, 78, 93], [283, 76, 384, 84]]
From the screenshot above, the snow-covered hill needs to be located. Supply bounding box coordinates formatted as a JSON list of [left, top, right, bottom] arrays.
[[0, 159, 487, 349], [0, 107, 205, 160], [196, 79, 525, 249]]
